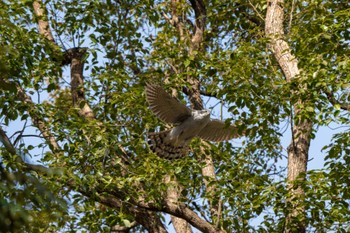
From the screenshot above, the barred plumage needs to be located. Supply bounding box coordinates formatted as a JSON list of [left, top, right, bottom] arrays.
[[148, 130, 188, 159], [146, 83, 240, 159]]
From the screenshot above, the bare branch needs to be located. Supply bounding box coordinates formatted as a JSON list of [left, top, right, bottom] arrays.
[[186, 1, 223, 227], [165, 1, 222, 229], [186, 0, 206, 110]]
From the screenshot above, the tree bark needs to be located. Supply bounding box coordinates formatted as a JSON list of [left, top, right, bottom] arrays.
[[167, 0, 223, 229], [200, 148, 221, 227], [164, 1, 221, 231], [33, 0, 55, 43], [187, 1, 222, 228], [265, 1, 312, 232], [68, 48, 95, 119], [164, 175, 193, 233]]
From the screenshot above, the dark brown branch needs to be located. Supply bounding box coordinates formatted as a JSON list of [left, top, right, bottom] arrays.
[[200, 90, 217, 98], [32, 1, 110, 129], [69, 47, 87, 105], [191, 202, 210, 223], [75, 176, 223, 233], [82, 189, 167, 233], [165, 2, 223, 230], [325, 90, 350, 111]]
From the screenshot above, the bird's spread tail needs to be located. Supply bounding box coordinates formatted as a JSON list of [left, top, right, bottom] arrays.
[[148, 130, 188, 159]]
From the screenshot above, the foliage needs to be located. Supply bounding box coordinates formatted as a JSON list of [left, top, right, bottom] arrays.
[[0, 0, 349, 232]]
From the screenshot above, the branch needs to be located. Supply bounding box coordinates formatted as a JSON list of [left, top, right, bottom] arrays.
[[164, 2, 222, 230], [265, 1, 310, 232], [187, 1, 223, 227], [265, 0, 299, 80], [33, 0, 87, 129], [170, 0, 185, 40], [32, 0, 64, 64], [325, 90, 350, 111], [0, 127, 17, 155], [182, 86, 218, 98], [161, 201, 224, 233], [188, 0, 206, 51], [76, 175, 223, 233], [226, 2, 265, 30], [288, 0, 296, 33], [186, 0, 207, 110], [66, 47, 95, 119], [80, 188, 167, 233], [199, 145, 221, 228], [33, 0, 55, 42], [0, 125, 152, 231], [0, 126, 61, 175], [110, 221, 138, 232], [247, 0, 265, 23], [16, 86, 61, 152], [164, 175, 193, 233]]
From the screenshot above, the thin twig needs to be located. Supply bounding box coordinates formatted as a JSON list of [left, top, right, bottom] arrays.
[[248, 0, 265, 22], [288, 0, 296, 33]]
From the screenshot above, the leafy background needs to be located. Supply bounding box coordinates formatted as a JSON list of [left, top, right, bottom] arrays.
[[0, 0, 349, 232]]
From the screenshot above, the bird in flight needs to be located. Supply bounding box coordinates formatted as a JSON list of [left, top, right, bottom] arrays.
[[146, 83, 240, 159]]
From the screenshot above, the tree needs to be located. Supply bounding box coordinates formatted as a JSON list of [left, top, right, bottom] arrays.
[[0, 0, 349, 232]]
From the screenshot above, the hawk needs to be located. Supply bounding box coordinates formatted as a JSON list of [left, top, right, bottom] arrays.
[[146, 83, 240, 159]]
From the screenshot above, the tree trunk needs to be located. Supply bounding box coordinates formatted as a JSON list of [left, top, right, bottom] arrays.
[[265, 1, 312, 232]]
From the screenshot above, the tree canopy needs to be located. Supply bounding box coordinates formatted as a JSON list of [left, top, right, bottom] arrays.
[[0, 0, 349, 232]]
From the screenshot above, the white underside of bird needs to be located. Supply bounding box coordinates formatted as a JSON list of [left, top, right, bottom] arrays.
[[146, 83, 239, 159]]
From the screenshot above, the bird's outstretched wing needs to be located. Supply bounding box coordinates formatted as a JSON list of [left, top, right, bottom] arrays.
[[197, 119, 239, 142], [146, 83, 191, 124]]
